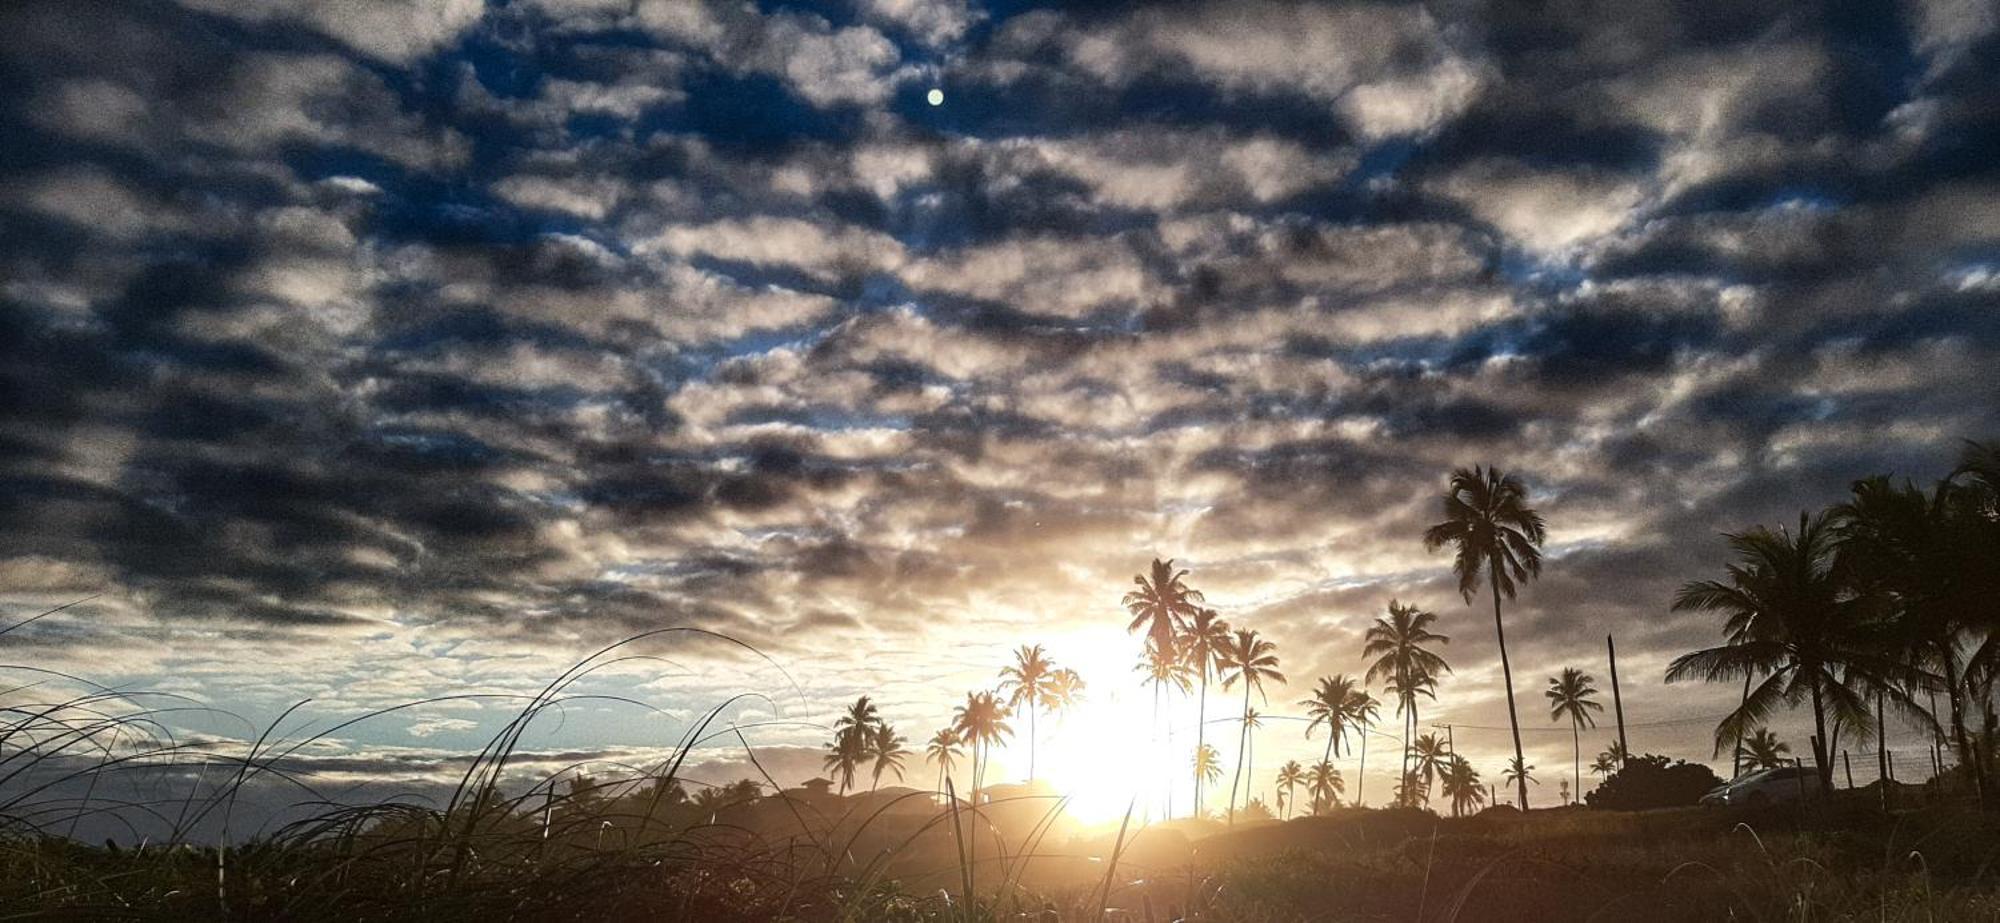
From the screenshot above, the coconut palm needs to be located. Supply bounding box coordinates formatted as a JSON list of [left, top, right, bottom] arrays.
[[1191, 743, 1224, 811], [1219, 629, 1285, 824], [1666, 511, 1894, 792], [1739, 728, 1792, 772], [1343, 689, 1381, 806], [1590, 752, 1617, 779], [1045, 667, 1086, 716], [1275, 760, 1305, 820], [868, 723, 908, 791], [951, 690, 1013, 805], [1301, 674, 1360, 771], [1181, 607, 1232, 815], [998, 644, 1056, 780], [1363, 599, 1451, 788], [1306, 760, 1344, 813], [836, 695, 881, 741], [1239, 708, 1264, 817], [1424, 466, 1546, 809], [1137, 640, 1193, 817], [1503, 757, 1537, 792], [823, 728, 868, 795], [1408, 733, 1448, 806], [1545, 668, 1604, 799], [1124, 558, 1204, 657], [1441, 755, 1484, 817], [925, 728, 964, 796]]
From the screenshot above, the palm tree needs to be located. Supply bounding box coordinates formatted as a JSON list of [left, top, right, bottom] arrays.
[[869, 723, 908, 791], [823, 728, 867, 795], [1424, 466, 1546, 809], [998, 645, 1056, 780], [1441, 755, 1484, 817], [1219, 629, 1284, 824], [1045, 668, 1086, 717], [1306, 760, 1344, 813], [1598, 740, 1628, 767], [836, 695, 881, 741], [925, 728, 964, 796], [1275, 760, 1305, 820], [1137, 641, 1193, 818], [1738, 728, 1791, 772], [1302, 675, 1359, 778], [1191, 743, 1224, 813], [1181, 607, 1232, 815], [1408, 733, 1448, 806], [1343, 689, 1381, 806], [1363, 599, 1451, 789], [951, 690, 1013, 805], [1240, 708, 1264, 818], [1545, 668, 1604, 799], [1666, 512, 1891, 792], [1590, 752, 1617, 780], [1503, 756, 1537, 793], [1124, 558, 1204, 657]]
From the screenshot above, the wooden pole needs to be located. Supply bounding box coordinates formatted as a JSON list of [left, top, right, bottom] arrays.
[[1606, 635, 1629, 766]]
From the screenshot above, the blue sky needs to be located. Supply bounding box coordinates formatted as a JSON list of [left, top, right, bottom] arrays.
[[1, 0, 1998, 818]]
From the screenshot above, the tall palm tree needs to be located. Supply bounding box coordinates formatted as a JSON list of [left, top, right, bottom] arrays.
[[1545, 668, 1604, 799], [1302, 674, 1360, 771], [1306, 760, 1344, 814], [1363, 599, 1452, 789], [1124, 558, 1204, 657], [1424, 466, 1546, 809], [1191, 743, 1224, 813], [998, 645, 1056, 780], [823, 728, 867, 795], [1666, 512, 1890, 792], [1219, 629, 1284, 824], [1137, 641, 1193, 818], [1441, 755, 1484, 817], [925, 728, 964, 796], [1343, 689, 1381, 806], [1240, 708, 1264, 817], [1739, 728, 1791, 771], [1275, 760, 1305, 820], [1181, 607, 1232, 815], [951, 691, 1013, 805], [869, 722, 908, 791], [836, 695, 881, 741], [1408, 733, 1448, 807]]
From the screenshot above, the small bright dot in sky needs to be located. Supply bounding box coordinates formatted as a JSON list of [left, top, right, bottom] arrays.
[[926, 88, 944, 106]]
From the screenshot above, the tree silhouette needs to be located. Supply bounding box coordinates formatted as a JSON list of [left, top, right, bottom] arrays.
[[1181, 607, 1231, 816], [925, 728, 963, 796], [1306, 760, 1344, 814], [1441, 755, 1484, 817], [822, 728, 867, 795], [1546, 667, 1604, 800], [1363, 599, 1451, 792], [1301, 674, 1359, 802], [1343, 689, 1381, 806], [868, 722, 907, 791], [1136, 641, 1192, 818], [1275, 760, 1304, 819], [1124, 558, 1204, 658], [1408, 733, 1448, 807], [951, 690, 1013, 805], [1503, 756, 1537, 792], [998, 644, 1056, 780], [1191, 742, 1223, 807], [1424, 466, 1546, 810], [1738, 728, 1791, 771], [1219, 628, 1283, 824], [1590, 751, 1618, 779]]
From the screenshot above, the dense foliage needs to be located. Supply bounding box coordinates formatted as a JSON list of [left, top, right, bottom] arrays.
[[1584, 754, 1725, 811]]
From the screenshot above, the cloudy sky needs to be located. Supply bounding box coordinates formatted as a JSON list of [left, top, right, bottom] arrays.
[[2, 0, 1998, 814]]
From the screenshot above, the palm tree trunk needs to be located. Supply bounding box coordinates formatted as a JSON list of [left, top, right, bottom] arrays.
[[1318, 734, 1334, 816], [1732, 672, 1751, 778], [1029, 704, 1038, 782], [1491, 566, 1529, 810], [1808, 670, 1832, 793], [1195, 672, 1208, 815], [1940, 652, 1989, 808], [1357, 731, 1368, 807], [1228, 684, 1250, 824], [1572, 718, 1580, 803]]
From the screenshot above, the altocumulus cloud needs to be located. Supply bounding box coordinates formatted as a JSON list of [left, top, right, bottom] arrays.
[[0, 0, 1997, 789]]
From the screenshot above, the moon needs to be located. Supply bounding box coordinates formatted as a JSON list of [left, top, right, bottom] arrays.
[[926, 88, 944, 107]]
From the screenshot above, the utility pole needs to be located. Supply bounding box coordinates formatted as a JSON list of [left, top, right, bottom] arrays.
[[1606, 635, 1628, 766]]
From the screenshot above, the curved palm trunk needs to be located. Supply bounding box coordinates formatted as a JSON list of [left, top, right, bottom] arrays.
[[1491, 567, 1529, 810], [1939, 652, 1990, 808], [1571, 718, 1581, 802], [1228, 683, 1250, 823], [1807, 669, 1832, 793], [1318, 733, 1335, 815], [1732, 672, 1751, 778], [1028, 704, 1038, 781], [1357, 731, 1368, 807]]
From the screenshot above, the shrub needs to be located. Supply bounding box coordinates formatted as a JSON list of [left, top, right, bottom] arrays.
[[1585, 753, 1724, 810]]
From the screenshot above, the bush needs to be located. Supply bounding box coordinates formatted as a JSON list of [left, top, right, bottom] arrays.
[[1585, 753, 1724, 810]]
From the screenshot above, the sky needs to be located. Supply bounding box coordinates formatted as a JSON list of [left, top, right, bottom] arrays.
[[2, 0, 1998, 822]]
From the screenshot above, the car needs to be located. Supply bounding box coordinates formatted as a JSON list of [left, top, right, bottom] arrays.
[[1699, 765, 1824, 806]]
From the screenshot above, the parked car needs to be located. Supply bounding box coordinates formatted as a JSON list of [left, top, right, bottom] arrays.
[[1699, 765, 1823, 806]]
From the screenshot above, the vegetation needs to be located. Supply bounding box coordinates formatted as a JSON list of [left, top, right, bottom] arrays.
[[1586, 753, 1727, 811]]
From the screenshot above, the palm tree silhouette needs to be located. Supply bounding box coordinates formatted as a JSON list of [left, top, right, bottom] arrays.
[[1424, 466, 1546, 809], [1219, 628, 1284, 824], [998, 644, 1056, 780], [1666, 512, 1891, 792], [951, 690, 1013, 805], [1275, 760, 1304, 819], [1590, 751, 1617, 779], [837, 695, 881, 741], [1363, 599, 1451, 791], [1306, 760, 1344, 814], [1343, 689, 1381, 806], [868, 722, 908, 791], [823, 728, 867, 795], [1136, 641, 1192, 818], [925, 728, 963, 796], [1545, 668, 1604, 800], [1124, 558, 1204, 658], [1191, 743, 1223, 811], [1301, 674, 1359, 811], [1181, 607, 1231, 815], [1739, 728, 1791, 771], [1503, 756, 1537, 794], [1441, 755, 1484, 817], [1408, 733, 1448, 807], [1045, 667, 1086, 717]]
